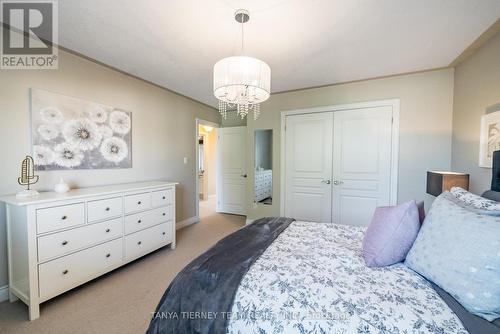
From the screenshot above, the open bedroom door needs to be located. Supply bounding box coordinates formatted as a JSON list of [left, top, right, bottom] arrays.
[[216, 126, 247, 215]]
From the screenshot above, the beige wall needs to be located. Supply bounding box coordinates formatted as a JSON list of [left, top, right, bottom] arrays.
[[221, 110, 247, 127], [246, 68, 455, 220], [0, 49, 220, 287], [451, 31, 500, 193]]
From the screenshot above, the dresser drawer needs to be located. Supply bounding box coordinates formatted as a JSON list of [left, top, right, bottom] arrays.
[[124, 193, 151, 214], [124, 210, 153, 235], [37, 218, 123, 262], [124, 206, 172, 234], [38, 238, 123, 300], [37, 203, 85, 234], [125, 222, 173, 261], [87, 197, 122, 222], [151, 188, 174, 208]]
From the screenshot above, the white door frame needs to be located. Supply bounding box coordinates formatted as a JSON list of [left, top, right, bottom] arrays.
[[280, 99, 400, 216], [195, 118, 220, 220]]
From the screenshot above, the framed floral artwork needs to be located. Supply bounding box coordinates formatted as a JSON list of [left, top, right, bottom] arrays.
[[479, 110, 500, 168], [31, 89, 132, 170]]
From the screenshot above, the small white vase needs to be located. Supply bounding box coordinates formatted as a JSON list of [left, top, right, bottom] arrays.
[[54, 178, 70, 194]]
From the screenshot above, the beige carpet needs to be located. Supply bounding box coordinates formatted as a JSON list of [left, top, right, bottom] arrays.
[[0, 207, 245, 334]]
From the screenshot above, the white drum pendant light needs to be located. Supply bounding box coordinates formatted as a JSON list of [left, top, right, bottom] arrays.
[[213, 9, 271, 120]]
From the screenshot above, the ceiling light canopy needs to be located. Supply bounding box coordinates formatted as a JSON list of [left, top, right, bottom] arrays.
[[213, 9, 271, 120]]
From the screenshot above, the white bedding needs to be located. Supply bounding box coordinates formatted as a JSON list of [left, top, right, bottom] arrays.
[[227, 221, 467, 334]]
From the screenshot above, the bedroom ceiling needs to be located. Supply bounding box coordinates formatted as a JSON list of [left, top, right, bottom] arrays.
[[58, 0, 500, 107]]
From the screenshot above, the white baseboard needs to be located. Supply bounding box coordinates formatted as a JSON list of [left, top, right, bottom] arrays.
[[176, 216, 199, 230], [0, 285, 8, 303], [245, 218, 255, 226]]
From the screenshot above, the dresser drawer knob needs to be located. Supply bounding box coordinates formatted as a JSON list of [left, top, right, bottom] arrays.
[[62, 270, 69, 275], [138, 219, 142, 224], [62, 240, 68, 246], [106, 253, 111, 258], [162, 196, 166, 200], [162, 213, 166, 216], [137, 241, 142, 245], [105, 228, 111, 233], [162, 232, 166, 235], [137, 201, 142, 205], [105, 207, 110, 211], [61, 215, 67, 220]]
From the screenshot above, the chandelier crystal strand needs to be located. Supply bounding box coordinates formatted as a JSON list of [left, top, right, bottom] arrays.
[[243, 104, 249, 119], [253, 103, 260, 120], [219, 100, 223, 119], [213, 9, 270, 120]]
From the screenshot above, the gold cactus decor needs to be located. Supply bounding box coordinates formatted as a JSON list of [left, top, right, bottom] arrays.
[[16, 156, 40, 198]]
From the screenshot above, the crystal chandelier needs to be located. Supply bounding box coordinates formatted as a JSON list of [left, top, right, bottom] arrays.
[[213, 9, 271, 120]]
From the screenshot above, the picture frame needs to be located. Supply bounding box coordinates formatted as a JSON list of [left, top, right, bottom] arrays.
[[31, 89, 133, 170], [479, 110, 500, 168]]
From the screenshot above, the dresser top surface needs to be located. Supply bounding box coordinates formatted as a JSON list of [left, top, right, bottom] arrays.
[[0, 181, 178, 206]]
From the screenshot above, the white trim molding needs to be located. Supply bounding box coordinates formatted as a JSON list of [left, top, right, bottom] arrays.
[[0, 285, 9, 303], [280, 99, 400, 217], [176, 216, 199, 230]]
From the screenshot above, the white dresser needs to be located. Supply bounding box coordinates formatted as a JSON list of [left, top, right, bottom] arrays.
[[254, 169, 272, 202], [0, 181, 177, 320]]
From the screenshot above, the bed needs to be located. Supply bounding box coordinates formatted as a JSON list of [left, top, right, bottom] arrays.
[[227, 221, 466, 333], [148, 152, 500, 334], [147, 216, 499, 334]]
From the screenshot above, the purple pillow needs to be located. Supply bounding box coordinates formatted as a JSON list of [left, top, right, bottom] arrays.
[[362, 200, 421, 267]]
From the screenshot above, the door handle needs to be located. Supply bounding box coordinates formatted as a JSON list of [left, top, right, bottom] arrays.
[[241, 174, 247, 178], [333, 180, 344, 185], [321, 180, 331, 184]]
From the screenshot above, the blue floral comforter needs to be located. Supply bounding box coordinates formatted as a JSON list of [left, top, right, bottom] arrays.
[[227, 221, 467, 334]]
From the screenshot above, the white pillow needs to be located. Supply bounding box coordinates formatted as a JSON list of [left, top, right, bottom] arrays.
[[406, 192, 500, 321], [450, 187, 500, 211]]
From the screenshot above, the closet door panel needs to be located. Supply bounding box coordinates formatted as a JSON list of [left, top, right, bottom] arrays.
[[333, 106, 393, 226], [284, 112, 333, 223]]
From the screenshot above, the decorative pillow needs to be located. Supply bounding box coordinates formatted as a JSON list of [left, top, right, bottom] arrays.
[[482, 190, 500, 202], [405, 192, 500, 321], [362, 200, 421, 267], [451, 186, 500, 212]]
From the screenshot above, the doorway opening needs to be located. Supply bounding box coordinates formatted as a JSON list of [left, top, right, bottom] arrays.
[[196, 119, 219, 219]]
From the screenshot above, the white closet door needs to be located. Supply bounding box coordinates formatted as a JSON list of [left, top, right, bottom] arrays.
[[332, 106, 393, 226], [216, 126, 247, 215], [284, 112, 333, 223]]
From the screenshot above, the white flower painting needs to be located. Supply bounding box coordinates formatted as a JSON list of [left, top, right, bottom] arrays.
[[100, 137, 129, 163], [31, 89, 132, 170], [62, 118, 102, 151]]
